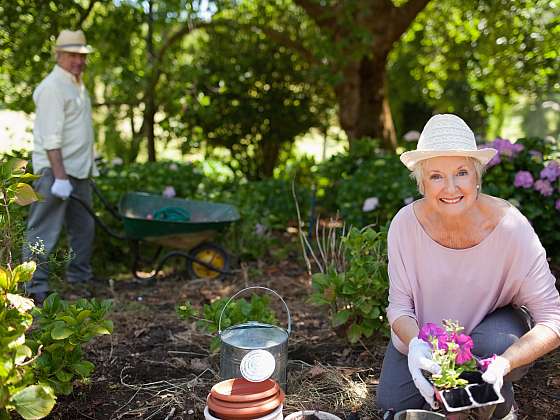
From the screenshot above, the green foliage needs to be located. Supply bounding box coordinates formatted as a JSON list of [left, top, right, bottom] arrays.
[[29, 294, 113, 396], [309, 225, 390, 344], [0, 159, 112, 418], [388, 0, 560, 137], [177, 294, 278, 352], [0, 159, 55, 419], [316, 139, 418, 226], [183, 21, 328, 180]]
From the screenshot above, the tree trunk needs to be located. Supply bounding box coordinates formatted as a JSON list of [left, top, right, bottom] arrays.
[[259, 139, 282, 179], [335, 56, 396, 150], [145, 0, 157, 162]]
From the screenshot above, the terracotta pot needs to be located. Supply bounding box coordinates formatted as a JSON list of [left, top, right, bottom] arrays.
[[204, 404, 283, 420], [207, 389, 285, 419], [211, 378, 279, 403]]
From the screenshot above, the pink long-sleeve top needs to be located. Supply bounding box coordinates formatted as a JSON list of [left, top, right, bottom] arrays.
[[386, 202, 560, 355]]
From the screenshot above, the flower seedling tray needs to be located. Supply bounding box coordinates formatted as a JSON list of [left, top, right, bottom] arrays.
[[435, 371, 504, 413]]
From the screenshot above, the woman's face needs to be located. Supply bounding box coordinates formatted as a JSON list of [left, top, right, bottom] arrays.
[[421, 156, 478, 216]]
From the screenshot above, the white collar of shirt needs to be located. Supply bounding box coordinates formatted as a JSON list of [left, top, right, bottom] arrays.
[[53, 64, 82, 85]]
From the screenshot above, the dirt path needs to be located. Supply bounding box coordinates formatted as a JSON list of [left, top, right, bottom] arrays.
[[47, 260, 560, 419]]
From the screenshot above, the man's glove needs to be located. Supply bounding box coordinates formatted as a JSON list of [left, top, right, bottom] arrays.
[[408, 337, 441, 409], [51, 179, 73, 200], [481, 355, 511, 396]]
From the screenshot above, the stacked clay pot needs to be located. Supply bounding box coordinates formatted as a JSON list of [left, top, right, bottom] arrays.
[[205, 378, 285, 420]]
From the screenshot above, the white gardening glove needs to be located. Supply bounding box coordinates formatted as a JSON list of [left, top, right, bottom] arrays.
[[408, 337, 441, 409], [50, 179, 73, 200], [481, 355, 511, 397]]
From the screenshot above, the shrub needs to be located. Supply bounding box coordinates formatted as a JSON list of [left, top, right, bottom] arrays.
[[307, 224, 390, 343], [177, 294, 278, 352]]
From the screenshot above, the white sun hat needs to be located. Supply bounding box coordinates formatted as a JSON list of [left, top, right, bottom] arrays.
[[55, 30, 93, 54], [399, 114, 497, 170]]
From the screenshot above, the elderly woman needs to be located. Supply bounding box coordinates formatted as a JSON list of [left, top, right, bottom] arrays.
[[376, 114, 560, 419]]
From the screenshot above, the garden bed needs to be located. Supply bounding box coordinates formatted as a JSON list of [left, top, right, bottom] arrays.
[[48, 259, 560, 419]]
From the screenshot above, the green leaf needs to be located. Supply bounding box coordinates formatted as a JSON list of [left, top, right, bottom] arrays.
[[332, 310, 351, 327], [51, 325, 74, 340], [0, 267, 10, 289], [12, 261, 36, 284], [75, 309, 92, 322], [14, 183, 39, 206], [15, 345, 33, 365], [71, 360, 94, 377], [55, 370, 74, 382], [10, 385, 56, 419], [347, 323, 363, 344]]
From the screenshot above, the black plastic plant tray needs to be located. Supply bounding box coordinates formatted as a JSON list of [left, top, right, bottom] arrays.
[[435, 372, 504, 413]]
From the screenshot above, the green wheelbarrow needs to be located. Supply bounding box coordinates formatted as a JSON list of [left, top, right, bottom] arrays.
[[72, 185, 240, 282]]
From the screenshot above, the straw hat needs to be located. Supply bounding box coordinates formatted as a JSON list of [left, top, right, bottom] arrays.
[[55, 30, 93, 54], [400, 114, 497, 170]]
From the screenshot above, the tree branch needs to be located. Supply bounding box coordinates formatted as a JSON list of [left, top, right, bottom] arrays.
[[292, 0, 337, 29], [392, 0, 431, 37], [156, 19, 211, 62], [77, 0, 99, 28], [256, 25, 319, 65]]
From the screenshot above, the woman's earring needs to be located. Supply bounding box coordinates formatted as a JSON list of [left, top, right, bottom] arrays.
[[476, 184, 480, 199]]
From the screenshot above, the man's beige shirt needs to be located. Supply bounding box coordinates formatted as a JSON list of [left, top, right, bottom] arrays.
[[32, 65, 98, 179]]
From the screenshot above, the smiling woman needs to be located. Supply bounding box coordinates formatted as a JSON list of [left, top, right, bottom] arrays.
[[376, 114, 560, 419]]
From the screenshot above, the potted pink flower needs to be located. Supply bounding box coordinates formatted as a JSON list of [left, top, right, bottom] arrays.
[[418, 320, 504, 412]]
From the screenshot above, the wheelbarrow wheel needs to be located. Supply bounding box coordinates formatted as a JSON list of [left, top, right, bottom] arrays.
[[187, 243, 229, 280]]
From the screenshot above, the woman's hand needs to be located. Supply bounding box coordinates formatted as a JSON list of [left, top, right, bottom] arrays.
[[408, 337, 441, 408], [481, 355, 511, 396]]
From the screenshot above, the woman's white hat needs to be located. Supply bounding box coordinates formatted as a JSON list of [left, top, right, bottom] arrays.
[[55, 30, 93, 54], [399, 114, 497, 170]]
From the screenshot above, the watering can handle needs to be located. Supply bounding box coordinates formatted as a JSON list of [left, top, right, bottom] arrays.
[[218, 286, 292, 336]]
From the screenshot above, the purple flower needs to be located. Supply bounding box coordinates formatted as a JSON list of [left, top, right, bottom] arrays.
[[556, 199, 560, 211], [452, 334, 474, 365], [513, 171, 534, 188], [163, 186, 176, 198], [419, 323, 447, 349], [540, 161, 560, 182], [534, 179, 554, 196], [477, 355, 497, 372], [529, 150, 543, 161], [486, 153, 501, 168], [484, 138, 523, 160]]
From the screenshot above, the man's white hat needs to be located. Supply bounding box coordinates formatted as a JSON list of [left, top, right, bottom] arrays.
[[399, 114, 497, 170], [55, 30, 93, 54]]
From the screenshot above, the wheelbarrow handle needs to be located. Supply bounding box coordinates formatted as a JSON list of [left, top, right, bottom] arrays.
[[70, 194, 126, 240], [218, 286, 292, 336]]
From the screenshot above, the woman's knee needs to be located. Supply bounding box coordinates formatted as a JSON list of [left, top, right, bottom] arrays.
[[471, 306, 531, 357]]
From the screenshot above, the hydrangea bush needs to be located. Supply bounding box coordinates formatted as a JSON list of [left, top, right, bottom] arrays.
[[481, 136, 560, 262]]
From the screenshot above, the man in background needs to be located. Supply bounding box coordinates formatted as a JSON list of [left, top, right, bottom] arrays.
[[23, 29, 97, 303]]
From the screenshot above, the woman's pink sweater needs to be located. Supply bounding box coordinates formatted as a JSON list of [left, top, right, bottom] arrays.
[[386, 202, 560, 354]]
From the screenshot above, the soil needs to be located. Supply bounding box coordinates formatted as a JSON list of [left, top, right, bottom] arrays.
[[46, 258, 560, 420]]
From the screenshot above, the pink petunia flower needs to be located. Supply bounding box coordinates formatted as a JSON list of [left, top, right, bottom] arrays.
[[452, 333, 474, 365], [477, 355, 497, 372], [419, 323, 447, 349]]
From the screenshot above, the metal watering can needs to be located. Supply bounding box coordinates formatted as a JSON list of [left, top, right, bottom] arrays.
[[218, 286, 291, 391]]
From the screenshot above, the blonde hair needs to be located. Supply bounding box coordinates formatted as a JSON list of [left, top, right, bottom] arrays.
[[411, 157, 485, 196]]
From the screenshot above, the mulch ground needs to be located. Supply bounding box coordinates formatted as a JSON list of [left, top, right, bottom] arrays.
[[46, 258, 560, 420]]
